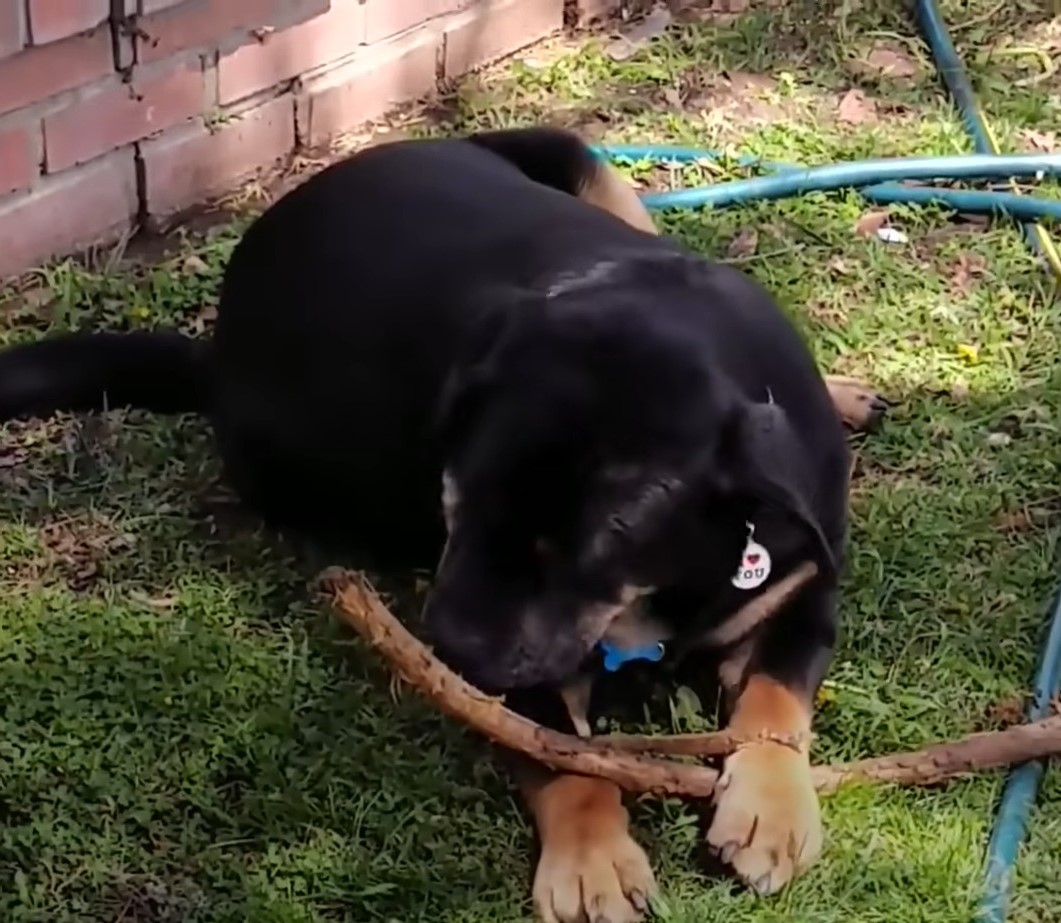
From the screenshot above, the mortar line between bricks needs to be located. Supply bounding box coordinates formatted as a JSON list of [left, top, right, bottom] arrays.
[[292, 91, 303, 150], [107, 0, 127, 73], [434, 35, 446, 83], [132, 140, 149, 228], [21, 0, 33, 46]]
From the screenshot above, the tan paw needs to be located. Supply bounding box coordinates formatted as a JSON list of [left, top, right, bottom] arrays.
[[825, 375, 891, 432], [533, 824, 657, 923], [705, 742, 822, 896]]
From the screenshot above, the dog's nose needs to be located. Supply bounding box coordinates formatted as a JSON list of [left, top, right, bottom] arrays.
[[427, 628, 506, 692], [427, 621, 590, 693]]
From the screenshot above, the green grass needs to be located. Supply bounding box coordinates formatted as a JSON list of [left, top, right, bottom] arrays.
[[2, 1, 1060, 921]]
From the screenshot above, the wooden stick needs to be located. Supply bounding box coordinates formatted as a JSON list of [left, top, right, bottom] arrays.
[[592, 716, 1061, 789], [318, 569, 1061, 798], [318, 569, 721, 797], [812, 715, 1061, 793], [599, 729, 802, 757]]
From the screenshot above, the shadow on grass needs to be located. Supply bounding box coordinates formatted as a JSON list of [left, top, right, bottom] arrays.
[[0, 413, 535, 922]]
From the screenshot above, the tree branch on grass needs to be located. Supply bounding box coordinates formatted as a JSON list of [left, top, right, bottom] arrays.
[[318, 569, 1061, 799]]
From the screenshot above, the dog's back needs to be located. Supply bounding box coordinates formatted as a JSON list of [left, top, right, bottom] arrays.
[[0, 129, 842, 563], [204, 136, 675, 556]]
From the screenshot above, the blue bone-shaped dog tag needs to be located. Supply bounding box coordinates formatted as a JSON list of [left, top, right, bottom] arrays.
[[598, 639, 666, 672]]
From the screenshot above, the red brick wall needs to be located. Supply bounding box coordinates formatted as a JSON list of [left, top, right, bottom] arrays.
[[0, 0, 619, 281]]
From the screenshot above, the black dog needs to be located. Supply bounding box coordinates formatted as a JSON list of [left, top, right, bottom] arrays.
[[0, 128, 886, 923]]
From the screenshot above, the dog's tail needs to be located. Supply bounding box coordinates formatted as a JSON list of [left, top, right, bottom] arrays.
[[0, 329, 209, 422], [466, 126, 658, 235]]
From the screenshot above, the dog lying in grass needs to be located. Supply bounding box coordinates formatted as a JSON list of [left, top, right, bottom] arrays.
[[0, 127, 886, 923]]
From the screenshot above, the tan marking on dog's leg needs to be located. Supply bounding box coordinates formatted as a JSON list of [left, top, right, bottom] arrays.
[[519, 767, 657, 923], [579, 161, 659, 236], [559, 674, 595, 738], [706, 675, 822, 896], [825, 375, 888, 431]]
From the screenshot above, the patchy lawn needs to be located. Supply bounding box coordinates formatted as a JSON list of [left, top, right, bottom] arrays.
[[2, 1, 1060, 921]]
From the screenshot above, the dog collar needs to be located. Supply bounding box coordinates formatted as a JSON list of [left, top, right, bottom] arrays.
[[598, 639, 666, 672]]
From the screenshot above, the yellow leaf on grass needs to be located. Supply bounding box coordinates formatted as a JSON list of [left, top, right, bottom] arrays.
[[956, 343, 980, 364]]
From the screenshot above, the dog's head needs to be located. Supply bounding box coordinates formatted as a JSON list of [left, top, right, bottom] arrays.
[[423, 286, 837, 693]]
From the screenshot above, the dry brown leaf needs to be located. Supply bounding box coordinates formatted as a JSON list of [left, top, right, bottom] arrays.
[[837, 88, 876, 124], [660, 86, 683, 108], [854, 210, 890, 237], [865, 46, 919, 78], [995, 509, 1035, 532], [725, 228, 759, 259], [950, 251, 987, 295], [827, 255, 851, 276], [37, 514, 134, 591], [995, 506, 1059, 532], [981, 695, 1027, 731], [1021, 128, 1057, 152]]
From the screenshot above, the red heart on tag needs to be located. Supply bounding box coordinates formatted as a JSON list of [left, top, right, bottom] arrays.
[[747, 553, 760, 564]]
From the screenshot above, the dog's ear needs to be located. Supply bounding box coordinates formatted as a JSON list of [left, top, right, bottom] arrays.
[[717, 401, 837, 575], [434, 305, 514, 451], [436, 363, 489, 453]]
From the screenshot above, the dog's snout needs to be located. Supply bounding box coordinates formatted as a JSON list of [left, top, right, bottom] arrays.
[[425, 605, 592, 693], [427, 625, 501, 690]]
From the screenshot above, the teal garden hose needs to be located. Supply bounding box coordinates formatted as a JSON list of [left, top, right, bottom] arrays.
[[593, 2, 1061, 920], [913, 0, 1061, 279], [601, 148, 1061, 220]]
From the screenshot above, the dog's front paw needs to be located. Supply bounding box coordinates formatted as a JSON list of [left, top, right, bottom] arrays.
[[533, 820, 656, 923], [825, 375, 891, 432], [705, 741, 822, 896]]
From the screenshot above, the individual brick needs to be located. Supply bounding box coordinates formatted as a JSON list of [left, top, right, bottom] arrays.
[[136, 0, 329, 64], [0, 149, 139, 282], [140, 92, 296, 218], [0, 119, 41, 195], [217, 1, 365, 104], [26, 0, 110, 46], [361, 0, 469, 44], [138, 0, 189, 13], [43, 60, 206, 172], [0, 0, 26, 58], [0, 27, 114, 116], [442, 0, 564, 77], [296, 27, 440, 146]]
